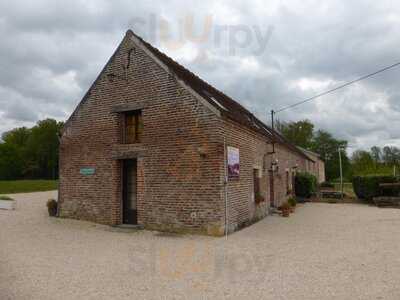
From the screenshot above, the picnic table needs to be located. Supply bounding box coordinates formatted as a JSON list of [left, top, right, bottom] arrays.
[[373, 183, 400, 207], [379, 183, 400, 187], [320, 191, 344, 199], [373, 197, 400, 208]]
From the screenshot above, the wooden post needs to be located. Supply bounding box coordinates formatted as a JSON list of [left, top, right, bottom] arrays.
[[339, 147, 343, 200]]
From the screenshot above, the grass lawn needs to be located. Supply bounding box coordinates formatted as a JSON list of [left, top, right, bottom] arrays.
[[0, 180, 58, 194], [333, 182, 356, 198]]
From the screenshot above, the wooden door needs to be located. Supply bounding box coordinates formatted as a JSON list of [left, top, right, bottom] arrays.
[[269, 170, 275, 207], [123, 160, 137, 225]]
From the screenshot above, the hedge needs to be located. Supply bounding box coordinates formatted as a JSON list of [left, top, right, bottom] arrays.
[[320, 181, 334, 188], [295, 172, 317, 198], [352, 175, 400, 201]]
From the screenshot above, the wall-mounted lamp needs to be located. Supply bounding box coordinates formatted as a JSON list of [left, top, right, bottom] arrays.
[[271, 159, 279, 172], [197, 146, 207, 158]]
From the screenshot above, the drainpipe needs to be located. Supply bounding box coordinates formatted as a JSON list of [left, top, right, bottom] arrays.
[[223, 136, 228, 239], [339, 147, 344, 200], [56, 132, 61, 217], [270, 110, 276, 208]]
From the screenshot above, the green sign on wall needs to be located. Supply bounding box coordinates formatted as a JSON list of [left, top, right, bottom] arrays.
[[80, 168, 95, 176]]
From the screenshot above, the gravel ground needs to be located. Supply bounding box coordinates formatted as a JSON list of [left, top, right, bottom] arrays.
[[1, 191, 400, 300]]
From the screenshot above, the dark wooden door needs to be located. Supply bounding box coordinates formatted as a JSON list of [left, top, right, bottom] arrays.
[[253, 169, 260, 197], [269, 170, 275, 207], [123, 160, 137, 225]]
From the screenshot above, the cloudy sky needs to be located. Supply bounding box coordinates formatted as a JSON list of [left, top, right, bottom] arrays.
[[1, 0, 400, 151]]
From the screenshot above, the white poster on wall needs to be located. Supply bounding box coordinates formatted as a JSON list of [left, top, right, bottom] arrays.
[[227, 146, 240, 180]]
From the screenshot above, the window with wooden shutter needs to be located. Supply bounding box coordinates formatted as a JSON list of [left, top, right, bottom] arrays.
[[124, 110, 142, 144]]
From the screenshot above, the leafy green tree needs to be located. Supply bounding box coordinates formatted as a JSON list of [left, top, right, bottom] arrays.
[[0, 143, 22, 180], [0, 119, 63, 180], [370, 146, 382, 164], [2, 127, 31, 177], [351, 150, 375, 175], [26, 119, 64, 179], [310, 130, 350, 181], [276, 119, 314, 149], [276, 119, 350, 181], [2, 127, 31, 147], [382, 146, 400, 166]]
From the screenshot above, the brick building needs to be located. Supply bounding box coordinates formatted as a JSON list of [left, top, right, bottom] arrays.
[[298, 147, 326, 183], [59, 30, 321, 236]]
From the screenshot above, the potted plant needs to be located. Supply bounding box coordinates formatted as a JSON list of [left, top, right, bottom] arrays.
[[0, 195, 16, 210], [288, 197, 297, 213], [281, 202, 291, 217], [46, 199, 58, 217], [255, 193, 265, 204]]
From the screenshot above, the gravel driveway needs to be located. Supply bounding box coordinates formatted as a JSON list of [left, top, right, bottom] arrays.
[[1, 191, 400, 300]]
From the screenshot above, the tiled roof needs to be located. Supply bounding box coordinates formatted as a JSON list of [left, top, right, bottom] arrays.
[[297, 146, 320, 161], [130, 30, 312, 161]]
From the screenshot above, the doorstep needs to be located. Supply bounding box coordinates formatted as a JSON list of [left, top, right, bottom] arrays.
[[112, 224, 144, 230], [269, 207, 281, 215]]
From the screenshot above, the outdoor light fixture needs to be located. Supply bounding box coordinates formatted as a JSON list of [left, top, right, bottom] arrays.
[[197, 146, 207, 158], [271, 159, 279, 172]]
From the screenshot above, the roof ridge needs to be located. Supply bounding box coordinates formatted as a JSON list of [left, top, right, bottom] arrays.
[[129, 31, 253, 113], [128, 29, 312, 162]]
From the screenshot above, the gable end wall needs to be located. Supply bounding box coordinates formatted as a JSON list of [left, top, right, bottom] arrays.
[[59, 33, 225, 235]]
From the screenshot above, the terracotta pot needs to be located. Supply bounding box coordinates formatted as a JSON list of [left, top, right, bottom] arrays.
[[48, 206, 57, 217], [282, 209, 290, 217]]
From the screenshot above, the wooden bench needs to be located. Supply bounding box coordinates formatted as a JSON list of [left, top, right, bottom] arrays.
[[374, 183, 400, 207], [379, 183, 400, 188], [321, 191, 344, 199], [373, 197, 400, 208]]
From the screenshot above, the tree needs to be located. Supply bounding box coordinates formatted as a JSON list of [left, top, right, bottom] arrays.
[[2, 127, 31, 177], [382, 146, 400, 166], [0, 143, 22, 180], [351, 150, 375, 175], [310, 130, 350, 181], [276, 119, 350, 181], [0, 119, 64, 180], [26, 119, 64, 179], [2, 127, 31, 147], [276, 119, 314, 149], [370, 146, 382, 164]]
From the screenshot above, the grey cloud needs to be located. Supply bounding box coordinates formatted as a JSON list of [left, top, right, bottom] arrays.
[[1, 0, 400, 152], [4, 103, 38, 122]]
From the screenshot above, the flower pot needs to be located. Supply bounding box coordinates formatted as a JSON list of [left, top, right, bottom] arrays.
[[282, 209, 290, 217], [48, 206, 57, 217], [290, 206, 295, 213]]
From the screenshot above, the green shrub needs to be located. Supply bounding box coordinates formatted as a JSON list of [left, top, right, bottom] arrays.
[[288, 197, 297, 207], [295, 172, 317, 198], [352, 175, 400, 201]]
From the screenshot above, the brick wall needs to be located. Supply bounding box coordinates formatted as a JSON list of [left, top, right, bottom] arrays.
[[220, 119, 310, 232], [221, 119, 270, 232], [272, 144, 307, 207], [59, 31, 313, 236], [59, 32, 224, 234], [305, 152, 326, 183]]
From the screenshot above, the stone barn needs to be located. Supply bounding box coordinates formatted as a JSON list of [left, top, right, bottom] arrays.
[[58, 30, 319, 235]]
